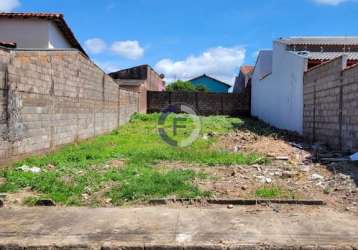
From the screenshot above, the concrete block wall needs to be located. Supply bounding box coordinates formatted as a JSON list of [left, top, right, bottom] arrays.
[[0, 48, 11, 158], [147, 91, 250, 116], [0, 48, 139, 161], [303, 56, 358, 152]]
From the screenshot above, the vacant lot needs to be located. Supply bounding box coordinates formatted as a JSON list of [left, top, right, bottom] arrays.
[[0, 114, 264, 206], [0, 113, 357, 213]]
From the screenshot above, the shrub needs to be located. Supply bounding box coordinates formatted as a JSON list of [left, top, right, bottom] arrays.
[[166, 80, 208, 92]]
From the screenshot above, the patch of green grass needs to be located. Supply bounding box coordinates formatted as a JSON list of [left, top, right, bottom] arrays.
[[0, 113, 267, 206], [255, 185, 296, 199], [107, 167, 210, 205], [23, 196, 40, 206]]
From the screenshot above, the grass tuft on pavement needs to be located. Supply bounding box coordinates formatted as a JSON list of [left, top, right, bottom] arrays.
[[255, 185, 296, 199]]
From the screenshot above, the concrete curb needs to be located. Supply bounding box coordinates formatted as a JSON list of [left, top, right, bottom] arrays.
[[148, 198, 326, 206], [1, 243, 358, 250]]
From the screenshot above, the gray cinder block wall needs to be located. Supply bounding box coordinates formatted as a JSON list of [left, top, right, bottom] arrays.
[[0, 47, 139, 162], [147, 91, 251, 116], [304, 56, 358, 152]]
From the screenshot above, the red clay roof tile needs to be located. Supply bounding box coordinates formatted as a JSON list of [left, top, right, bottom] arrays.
[[240, 65, 254, 75]]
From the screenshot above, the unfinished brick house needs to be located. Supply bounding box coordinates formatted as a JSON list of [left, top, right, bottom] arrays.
[[109, 65, 165, 113]]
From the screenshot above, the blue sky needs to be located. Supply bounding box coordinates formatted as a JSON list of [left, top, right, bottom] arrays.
[[1, 0, 358, 84]]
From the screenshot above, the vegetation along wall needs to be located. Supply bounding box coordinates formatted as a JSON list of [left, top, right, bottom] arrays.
[[0, 48, 139, 162]]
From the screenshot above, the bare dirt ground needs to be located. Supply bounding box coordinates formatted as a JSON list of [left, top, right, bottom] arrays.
[[156, 129, 358, 215]]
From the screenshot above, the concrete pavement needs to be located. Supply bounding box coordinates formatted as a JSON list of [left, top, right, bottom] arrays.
[[0, 206, 357, 249]]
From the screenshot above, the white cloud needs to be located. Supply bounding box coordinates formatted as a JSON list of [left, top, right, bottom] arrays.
[[155, 46, 245, 85], [84, 38, 107, 54], [94, 60, 122, 73], [312, 0, 350, 5], [111, 40, 144, 60], [0, 0, 21, 11]]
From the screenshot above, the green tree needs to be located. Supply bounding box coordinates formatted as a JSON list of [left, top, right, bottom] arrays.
[[194, 84, 208, 92], [166, 80, 208, 92]]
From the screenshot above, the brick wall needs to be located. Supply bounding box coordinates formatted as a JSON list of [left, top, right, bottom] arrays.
[[147, 91, 250, 116], [303, 56, 358, 152], [0, 48, 139, 161]]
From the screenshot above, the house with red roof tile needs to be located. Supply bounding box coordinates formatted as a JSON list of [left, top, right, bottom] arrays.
[[233, 65, 254, 94], [0, 13, 87, 56]]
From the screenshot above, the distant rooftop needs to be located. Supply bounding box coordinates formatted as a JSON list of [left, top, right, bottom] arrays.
[[295, 51, 358, 61], [109, 64, 164, 80], [277, 36, 358, 46], [240, 65, 254, 75], [0, 41, 16, 48]]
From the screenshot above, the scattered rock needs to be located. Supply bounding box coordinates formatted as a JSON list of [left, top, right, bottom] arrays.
[[18, 165, 42, 173], [81, 193, 90, 200], [227, 204, 234, 209], [281, 171, 299, 178], [323, 188, 331, 194], [299, 165, 311, 172], [207, 132, 216, 137], [272, 205, 280, 213], [311, 173, 324, 181], [230, 170, 236, 177], [273, 171, 282, 177], [241, 185, 247, 191], [288, 142, 304, 149], [35, 199, 55, 206], [336, 173, 350, 180], [276, 156, 289, 161], [253, 165, 262, 172], [316, 181, 326, 189], [233, 145, 240, 152], [257, 176, 272, 184], [47, 164, 56, 171], [0, 199, 3, 207]]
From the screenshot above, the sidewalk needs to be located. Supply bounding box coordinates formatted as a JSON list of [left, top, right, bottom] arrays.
[[0, 205, 357, 249]]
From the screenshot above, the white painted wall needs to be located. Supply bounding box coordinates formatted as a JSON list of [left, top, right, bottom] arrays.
[[48, 22, 71, 49], [0, 19, 72, 49], [251, 42, 306, 134], [254, 50, 272, 79], [0, 19, 49, 48]]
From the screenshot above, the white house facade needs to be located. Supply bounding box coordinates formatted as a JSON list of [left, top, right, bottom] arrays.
[[251, 37, 358, 134], [252, 43, 306, 134], [0, 13, 86, 55]]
